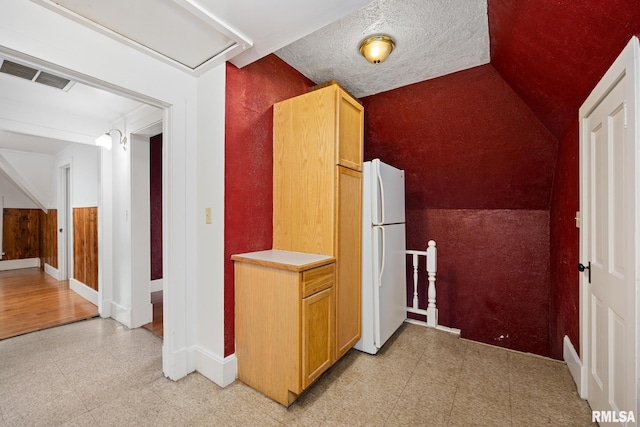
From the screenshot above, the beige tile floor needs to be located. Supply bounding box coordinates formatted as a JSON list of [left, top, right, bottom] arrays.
[[0, 318, 594, 426]]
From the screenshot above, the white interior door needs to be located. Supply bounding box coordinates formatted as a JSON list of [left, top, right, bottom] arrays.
[[580, 37, 638, 421]]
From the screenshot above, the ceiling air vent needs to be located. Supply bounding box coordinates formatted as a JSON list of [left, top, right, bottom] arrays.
[[0, 59, 74, 91], [35, 71, 71, 90], [0, 60, 38, 80]]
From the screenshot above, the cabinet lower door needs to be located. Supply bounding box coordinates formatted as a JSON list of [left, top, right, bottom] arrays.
[[302, 287, 334, 389], [335, 166, 363, 359]]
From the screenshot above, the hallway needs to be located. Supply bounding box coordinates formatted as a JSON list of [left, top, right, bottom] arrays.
[[0, 267, 98, 340]]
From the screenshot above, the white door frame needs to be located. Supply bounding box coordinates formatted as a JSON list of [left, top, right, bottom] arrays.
[[129, 118, 162, 329], [56, 160, 72, 282], [578, 36, 639, 409], [1, 0, 231, 383], [0, 45, 186, 381]]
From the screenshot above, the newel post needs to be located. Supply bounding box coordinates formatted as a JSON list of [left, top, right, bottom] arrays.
[[426, 240, 438, 327]]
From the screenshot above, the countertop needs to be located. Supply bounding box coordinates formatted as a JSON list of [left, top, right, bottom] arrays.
[[231, 249, 334, 272]]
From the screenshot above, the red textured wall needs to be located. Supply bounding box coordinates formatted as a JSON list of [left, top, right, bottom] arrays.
[[410, 209, 550, 355], [362, 65, 556, 356], [363, 65, 556, 211], [150, 133, 162, 281], [549, 123, 579, 359], [224, 55, 314, 356], [488, 0, 640, 140], [489, 0, 640, 360]]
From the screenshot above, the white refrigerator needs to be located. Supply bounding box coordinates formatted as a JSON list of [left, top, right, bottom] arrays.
[[355, 158, 407, 354]]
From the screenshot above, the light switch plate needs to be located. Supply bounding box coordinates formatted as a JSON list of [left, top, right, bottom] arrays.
[[205, 207, 212, 224]]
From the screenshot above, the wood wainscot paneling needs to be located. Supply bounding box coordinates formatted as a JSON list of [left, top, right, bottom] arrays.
[[2, 208, 40, 260], [73, 207, 98, 291], [39, 209, 58, 269]]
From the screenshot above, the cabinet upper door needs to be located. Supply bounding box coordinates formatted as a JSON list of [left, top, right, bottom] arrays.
[[337, 90, 364, 171], [273, 88, 336, 255]]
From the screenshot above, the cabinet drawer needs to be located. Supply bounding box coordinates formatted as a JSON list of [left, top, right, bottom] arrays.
[[302, 264, 334, 298]]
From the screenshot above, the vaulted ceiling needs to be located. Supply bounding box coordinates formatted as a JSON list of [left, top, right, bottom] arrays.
[[275, 0, 640, 141], [488, 0, 640, 140], [1, 0, 639, 155]]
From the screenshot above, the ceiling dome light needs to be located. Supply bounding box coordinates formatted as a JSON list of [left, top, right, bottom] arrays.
[[359, 35, 395, 64]]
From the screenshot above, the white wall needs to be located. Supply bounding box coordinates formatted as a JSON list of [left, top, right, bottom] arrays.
[[130, 133, 152, 328], [0, 173, 39, 208], [0, 149, 55, 208], [0, 143, 98, 210], [55, 143, 99, 208], [109, 117, 132, 323], [1, 0, 218, 382], [195, 64, 232, 384]]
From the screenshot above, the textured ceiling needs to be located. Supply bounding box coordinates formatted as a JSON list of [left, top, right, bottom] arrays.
[[275, 0, 490, 98]]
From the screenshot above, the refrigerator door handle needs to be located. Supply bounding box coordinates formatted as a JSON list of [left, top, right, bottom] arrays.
[[376, 226, 386, 287], [375, 160, 385, 225]]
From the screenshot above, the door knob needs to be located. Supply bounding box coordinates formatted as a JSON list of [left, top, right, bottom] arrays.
[[578, 262, 591, 283]]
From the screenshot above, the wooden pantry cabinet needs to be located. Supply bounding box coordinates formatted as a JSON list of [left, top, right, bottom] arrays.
[[272, 82, 364, 360], [232, 250, 335, 407]]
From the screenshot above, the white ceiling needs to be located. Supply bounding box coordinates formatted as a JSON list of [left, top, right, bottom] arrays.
[[0, 131, 72, 156], [0, 54, 145, 155], [0, 0, 490, 156], [32, 0, 373, 74], [275, 0, 490, 98]]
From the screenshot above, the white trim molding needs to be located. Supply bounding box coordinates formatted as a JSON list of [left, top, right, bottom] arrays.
[[110, 300, 132, 328], [563, 335, 585, 398], [0, 258, 40, 271], [44, 262, 60, 279], [195, 346, 237, 388], [150, 279, 163, 293], [69, 277, 98, 306]]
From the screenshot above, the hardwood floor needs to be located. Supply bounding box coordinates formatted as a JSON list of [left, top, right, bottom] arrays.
[[0, 267, 98, 340], [142, 290, 163, 337]]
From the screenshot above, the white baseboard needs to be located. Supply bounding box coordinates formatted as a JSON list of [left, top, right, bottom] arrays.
[[563, 335, 585, 398], [99, 300, 112, 318], [150, 279, 163, 293], [404, 318, 428, 327], [44, 263, 60, 280], [162, 344, 191, 381], [0, 257, 40, 271], [130, 302, 153, 329], [195, 346, 237, 387], [69, 278, 98, 306], [404, 318, 461, 336], [436, 324, 462, 336], [110, 300, 132, 328]]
